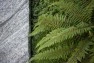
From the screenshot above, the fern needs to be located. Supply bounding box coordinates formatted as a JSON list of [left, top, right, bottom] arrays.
[[67, 40, 92, 63], [90, 56, 94, 63], [36, 28, 65, 48], [29, 0, 94, 63], [30, 46, 71, 61], [37, 22, 92, 52], [29, 14, 64, 36]]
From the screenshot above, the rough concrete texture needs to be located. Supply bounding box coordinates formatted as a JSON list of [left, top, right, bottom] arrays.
[[0, 0, 29, 63]]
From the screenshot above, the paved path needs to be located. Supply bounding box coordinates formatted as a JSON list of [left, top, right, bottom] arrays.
[[0, 0, 29, 63]]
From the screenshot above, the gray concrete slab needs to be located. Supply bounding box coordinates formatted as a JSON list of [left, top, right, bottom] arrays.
[[0, 0, 29, 63]]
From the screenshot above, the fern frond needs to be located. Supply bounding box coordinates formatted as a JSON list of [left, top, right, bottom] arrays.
[[29, 46, 71, 62], [67, 40, 92, 63], [90, 55, 94, 63], [40, 0, 93, 27], [29, 14, 64, 36], [36, 28, 65, 48], [37, 22, 92, 52]]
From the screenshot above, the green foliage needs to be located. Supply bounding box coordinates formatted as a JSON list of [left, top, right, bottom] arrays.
[[29, 0, 94, 63]]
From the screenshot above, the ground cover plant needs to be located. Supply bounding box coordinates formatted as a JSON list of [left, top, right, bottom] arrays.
[[29, 0, 94, 63]]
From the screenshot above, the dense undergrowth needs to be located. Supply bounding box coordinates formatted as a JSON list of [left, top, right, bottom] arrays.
[[29, 0, 94, 63]]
